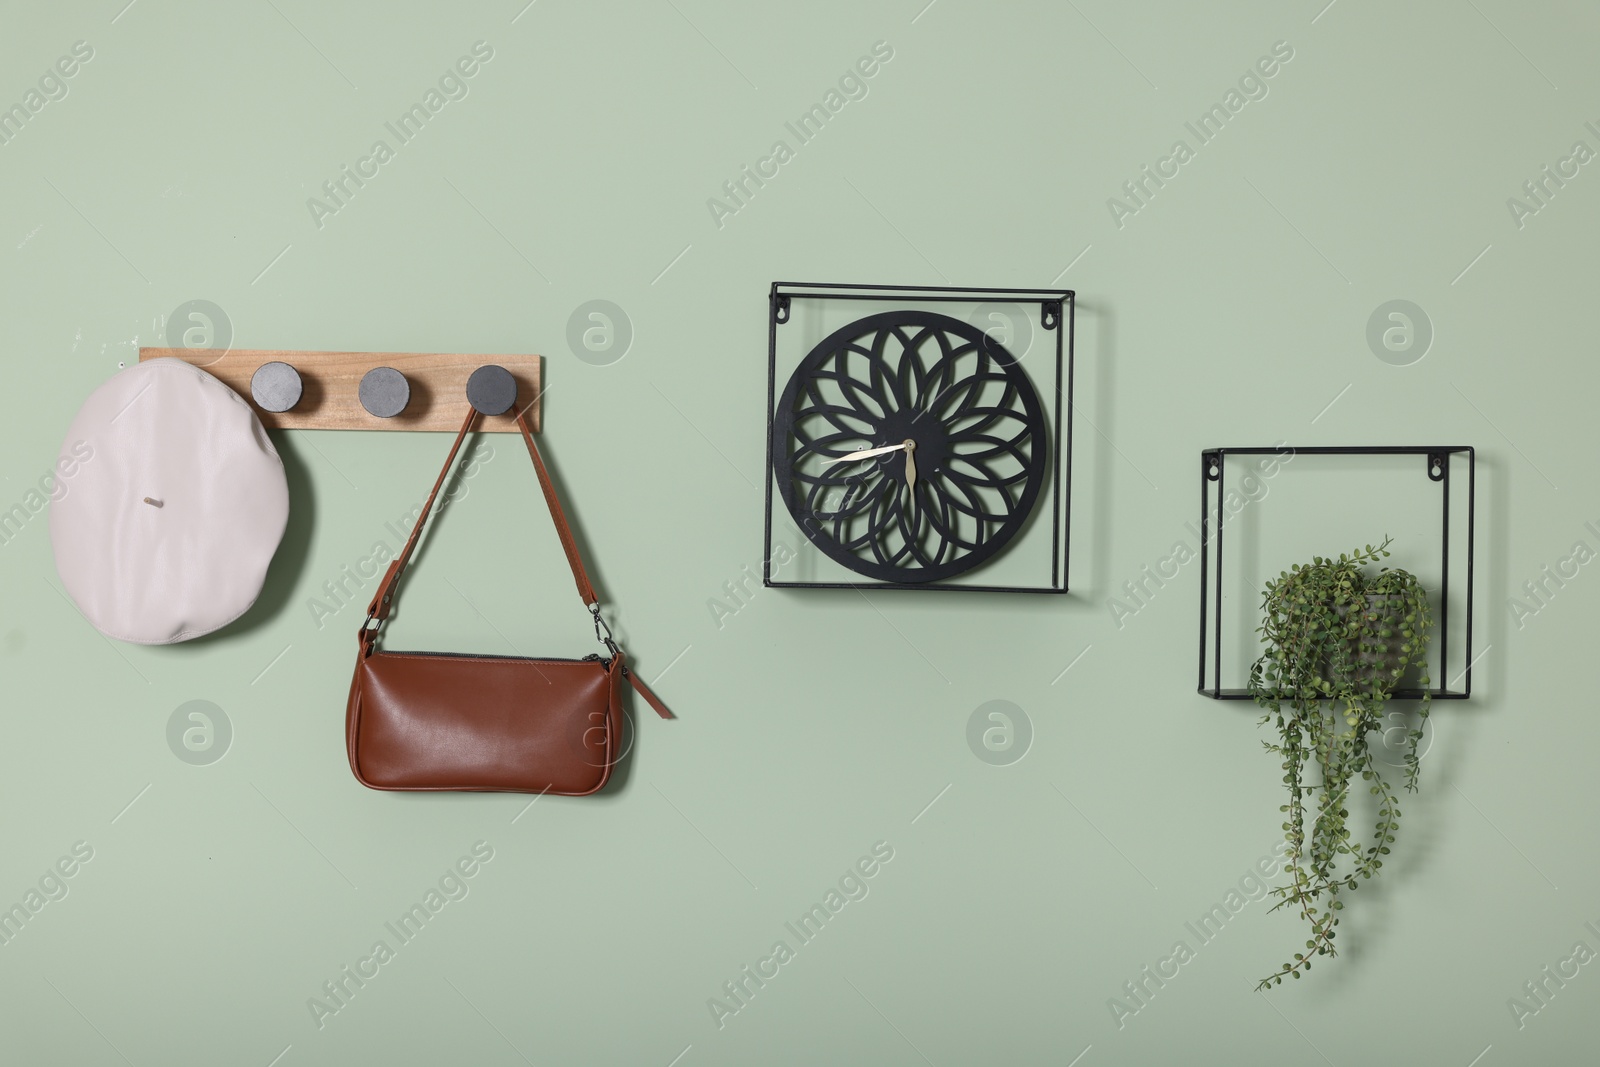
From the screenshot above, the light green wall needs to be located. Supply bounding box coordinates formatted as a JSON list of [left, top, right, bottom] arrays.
[[0, 1, 1591, 1063]]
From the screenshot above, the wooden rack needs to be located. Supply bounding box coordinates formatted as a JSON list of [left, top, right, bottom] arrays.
[[138, 348, 542, 432]]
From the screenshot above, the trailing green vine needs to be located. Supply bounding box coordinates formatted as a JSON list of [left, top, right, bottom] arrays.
[[1248, 537, 1432, 990]]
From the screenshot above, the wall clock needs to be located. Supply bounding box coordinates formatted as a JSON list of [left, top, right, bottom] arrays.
[[765, 283, 1074, 593]]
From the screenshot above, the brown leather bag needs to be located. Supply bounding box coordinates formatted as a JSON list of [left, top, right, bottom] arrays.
[[346, 406, 671, 794]]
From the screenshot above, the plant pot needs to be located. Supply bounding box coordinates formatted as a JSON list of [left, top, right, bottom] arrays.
[[1319, 594, 1422, 694]]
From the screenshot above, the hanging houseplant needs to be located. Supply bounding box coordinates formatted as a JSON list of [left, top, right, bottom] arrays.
[[1248, 537, 1432, 989]]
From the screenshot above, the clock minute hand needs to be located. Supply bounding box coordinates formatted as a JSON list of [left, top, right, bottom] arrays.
[[822, 442, 908, 466]]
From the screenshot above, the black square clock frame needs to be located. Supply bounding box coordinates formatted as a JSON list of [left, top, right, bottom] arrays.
[[764, 282, 1074, 593]]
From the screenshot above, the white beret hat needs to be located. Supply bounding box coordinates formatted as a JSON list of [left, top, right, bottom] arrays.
[[50, 358, 290, 643]]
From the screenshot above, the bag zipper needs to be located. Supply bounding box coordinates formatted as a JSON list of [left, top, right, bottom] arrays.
[[379, 649, 605, 665]]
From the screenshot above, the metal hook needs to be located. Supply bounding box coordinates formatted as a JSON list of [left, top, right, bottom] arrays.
[[591, 604, 619, 657]]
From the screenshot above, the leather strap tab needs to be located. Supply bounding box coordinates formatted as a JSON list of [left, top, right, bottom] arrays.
[[625, 667, 674, 719]]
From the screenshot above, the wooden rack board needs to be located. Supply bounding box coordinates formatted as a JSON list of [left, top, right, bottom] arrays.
[[138, 348, 542, 432]]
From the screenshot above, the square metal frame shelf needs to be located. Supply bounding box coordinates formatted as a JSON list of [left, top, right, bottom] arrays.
[[1198, 445, 1476, 700], [764, 282, 1074, 593]]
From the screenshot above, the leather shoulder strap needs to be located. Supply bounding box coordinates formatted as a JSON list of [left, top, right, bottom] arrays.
[[365, 406, 596, 629], [363, 406, 480, 632], [360, 405, 672, 719], [515, 411, 596, 606]]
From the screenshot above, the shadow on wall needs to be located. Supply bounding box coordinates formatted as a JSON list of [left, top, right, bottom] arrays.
[[1080, 296, 1115, 604], [766, 293, 1112, 615]]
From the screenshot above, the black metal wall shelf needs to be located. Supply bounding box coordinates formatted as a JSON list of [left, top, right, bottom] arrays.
[[1198, 445, 1476, 701], [764, 282, 1074, 593]]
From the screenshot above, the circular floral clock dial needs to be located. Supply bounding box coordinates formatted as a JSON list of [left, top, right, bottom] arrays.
[[772, 310, 1048, 583]]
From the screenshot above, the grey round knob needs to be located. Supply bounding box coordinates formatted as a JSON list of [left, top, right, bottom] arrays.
[[250, 361, 302, 412], [466, 364, 517, 416], [359, 366, 411, 418]]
